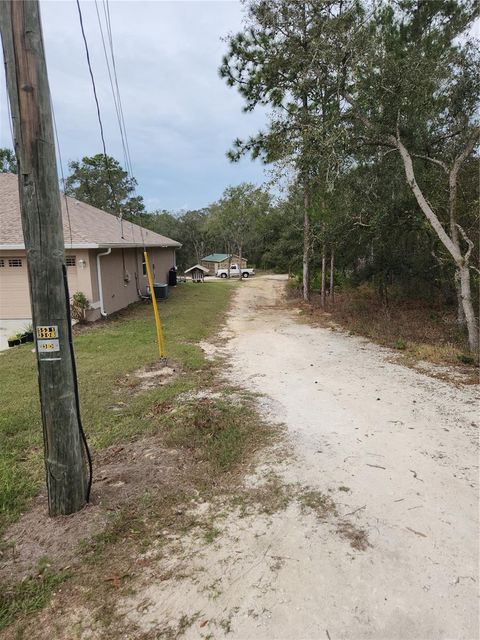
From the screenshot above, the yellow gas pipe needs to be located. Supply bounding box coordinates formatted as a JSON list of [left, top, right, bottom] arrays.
[[143, 250, 166, 358]]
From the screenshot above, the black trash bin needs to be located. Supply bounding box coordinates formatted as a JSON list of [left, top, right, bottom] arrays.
[[168, 267, 177, 287]]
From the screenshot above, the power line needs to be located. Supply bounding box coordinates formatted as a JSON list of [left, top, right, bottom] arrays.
[[76, 0, 145, 246], [51, 99, 93, 496], [103, 0, 134, 179], [6, 93, 14, 147], [51, 100, 73, 248], [75, 0, 122, 236], [94, 0, 130, 177], [100, 0, 145, 247]]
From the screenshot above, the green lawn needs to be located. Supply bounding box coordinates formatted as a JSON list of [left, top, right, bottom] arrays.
[[0, 281, 235, 533]]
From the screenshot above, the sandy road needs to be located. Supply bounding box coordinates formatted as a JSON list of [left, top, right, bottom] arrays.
[[126, 275, 479, 640]]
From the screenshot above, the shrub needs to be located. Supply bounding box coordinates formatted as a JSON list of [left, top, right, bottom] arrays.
[[70, 291, 90, 323]]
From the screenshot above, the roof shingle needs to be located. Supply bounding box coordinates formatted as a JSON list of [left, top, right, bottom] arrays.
[[0, 173, 181, 249]]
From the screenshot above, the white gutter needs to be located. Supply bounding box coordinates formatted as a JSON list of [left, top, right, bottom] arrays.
[[96, 248, 112, 318]]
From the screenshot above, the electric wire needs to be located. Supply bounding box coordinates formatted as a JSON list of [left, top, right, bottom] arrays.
[[51, 100, 73, 249], [103, 0, 134, 179], [94, 0, 130, 179], [77, 0, 145, 249], [104, 0, 143, 246], [53, 100, 92, 497], [93, 0, 134, 243], [75, 0, 122, 236], [63, 264, 93, 502], [6, 95, 15, 148], [76, 0, 165, 364], [99, 0, 145, 248]]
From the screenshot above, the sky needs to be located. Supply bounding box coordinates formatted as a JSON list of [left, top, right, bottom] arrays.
[[0, 0, 268, 212]]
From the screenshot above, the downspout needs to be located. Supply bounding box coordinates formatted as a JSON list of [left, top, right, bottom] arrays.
[[96, 248, 111, 318]]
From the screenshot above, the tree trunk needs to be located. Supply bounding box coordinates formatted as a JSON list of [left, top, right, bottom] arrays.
[[394, 137, 461, 260], [448, 155, 468, 328], [321, 243, 326, 308], [330, 249, 335, 305], [302, 187, 310, 302], [455, 271, 466, 327], [395, 137, 478, 353], [459, 264, 479, 354]]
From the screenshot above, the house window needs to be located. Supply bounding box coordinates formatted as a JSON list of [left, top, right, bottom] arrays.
[[142, 260, 147, 276], [8, 258, 22, 267], [0, 259, 4, 267], [66, 256, 76, 267]]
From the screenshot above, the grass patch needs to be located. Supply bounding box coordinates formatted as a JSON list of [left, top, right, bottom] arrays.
[[0, 280, 280, 636], [298, 488, 336, 519], [161, 394, 269, 474], [0, 567, 69, 631], [236, 473, 294, 517], [0, 282, 235, 534]]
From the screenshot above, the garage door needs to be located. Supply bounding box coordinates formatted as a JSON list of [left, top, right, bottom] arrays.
[[0, 256, 31, 319]]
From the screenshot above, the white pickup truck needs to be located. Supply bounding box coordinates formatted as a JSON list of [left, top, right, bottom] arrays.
[[217, 264, 255, 278]]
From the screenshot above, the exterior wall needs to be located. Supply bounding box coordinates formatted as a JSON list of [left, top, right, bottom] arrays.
[[134, 247, 176, 294], [93, 248, 141, 316], [92, 246, 176, 316], [0, 246, 177, 323], [0, 249, 91, 321], [201, 255, 247, 275], [68, 249, 95, 301]]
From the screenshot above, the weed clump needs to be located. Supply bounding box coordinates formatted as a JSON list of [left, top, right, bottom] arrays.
[[161, 395, 271, 474]]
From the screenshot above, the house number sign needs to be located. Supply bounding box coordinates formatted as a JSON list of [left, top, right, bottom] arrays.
[[36, 325, 58, 339], [36, 325, 60, 353]]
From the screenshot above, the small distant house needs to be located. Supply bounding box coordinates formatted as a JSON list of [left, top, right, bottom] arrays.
[[184, 264, 209, 283], [201, 253, 247, 275], [0, 173, 181, 342]]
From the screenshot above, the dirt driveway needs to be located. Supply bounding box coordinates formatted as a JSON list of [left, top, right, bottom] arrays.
[[125, 274, 479, 639]]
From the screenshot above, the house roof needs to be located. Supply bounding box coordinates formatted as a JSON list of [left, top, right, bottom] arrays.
[[184, 264, 209, 274], [0, 173, 181, 250], [202, 253, 231, 262]]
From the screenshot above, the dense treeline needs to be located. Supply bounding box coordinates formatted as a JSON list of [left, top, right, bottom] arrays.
[[216, 0, 480, 352], [138, 0, 480, 353], [2, 1, 477, 352]]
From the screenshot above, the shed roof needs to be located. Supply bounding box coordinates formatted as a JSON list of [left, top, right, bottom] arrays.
[[202, 253, 231, 262], [184, 264, 209, 274], [0, 173, 181, 250]]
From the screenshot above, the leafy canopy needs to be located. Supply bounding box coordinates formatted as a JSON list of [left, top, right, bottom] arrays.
[[0, 148, 17, 174], [64, 154, 145, 218]]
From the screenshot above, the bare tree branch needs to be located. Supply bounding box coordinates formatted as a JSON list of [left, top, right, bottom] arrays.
[[412, 154, 449, 173], [456, 224, 474, 263], [452, 126, 480, 175]]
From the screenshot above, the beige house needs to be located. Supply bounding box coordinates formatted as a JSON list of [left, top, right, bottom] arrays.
[[200, 253, 247, 275], [0, 173, 180, 338]]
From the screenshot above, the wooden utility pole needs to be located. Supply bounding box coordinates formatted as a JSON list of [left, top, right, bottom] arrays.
[[0, 0, 88, 515]]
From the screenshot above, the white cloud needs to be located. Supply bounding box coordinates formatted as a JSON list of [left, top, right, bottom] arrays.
[[0, 0, 268, 210]]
